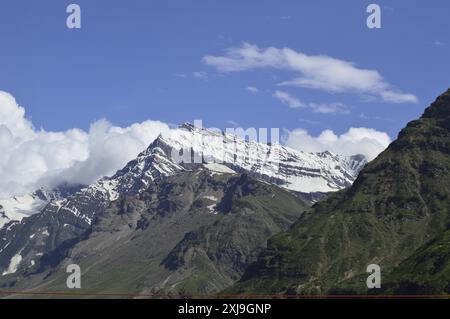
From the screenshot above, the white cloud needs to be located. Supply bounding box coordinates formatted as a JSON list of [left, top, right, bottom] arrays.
[[193, 71, 208, 79], [273, 90, 304, 108], [246, 86, 259, 93], [285, 127, 391, 161], [273, 91, 349, 114], [0, 91, 171, 198], [379, 91, 418, 104], [203, 43, 418, 104], [308, 102, 349, 114]]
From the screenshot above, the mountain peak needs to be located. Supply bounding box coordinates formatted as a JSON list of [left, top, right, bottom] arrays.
[[422, 88, 450, 119]]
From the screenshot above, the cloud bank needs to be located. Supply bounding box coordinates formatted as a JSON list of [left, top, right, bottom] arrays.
[[285, 127, 391, 161], [204, 43, 418, 104], [0, 91, 170, 198]]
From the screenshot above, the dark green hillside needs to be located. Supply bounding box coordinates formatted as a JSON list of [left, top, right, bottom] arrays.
[[382, 229, 450, 294], [230, 89, 450, 295]]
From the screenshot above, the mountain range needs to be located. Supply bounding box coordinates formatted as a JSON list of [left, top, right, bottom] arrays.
[[0, 121, 365, 295], [0, 124, 365, 230], [2, 89, 449, 297]]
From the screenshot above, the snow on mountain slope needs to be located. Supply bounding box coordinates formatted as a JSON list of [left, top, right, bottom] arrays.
[[0, 143, 184, 231], [0, 193, 48, 229], [204, 163, 237, 175], [0, 144, 187, 277], [37, 145, 185, 226], [158, 123, 367, 193], [0, 185, 83, 229]]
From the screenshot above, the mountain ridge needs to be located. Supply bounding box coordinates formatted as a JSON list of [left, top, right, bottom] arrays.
[[229, 88, 450, 295], [0, 124, 366, 230]]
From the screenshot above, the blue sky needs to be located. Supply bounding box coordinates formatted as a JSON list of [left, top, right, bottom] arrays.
[[0, 0, 449, 139]]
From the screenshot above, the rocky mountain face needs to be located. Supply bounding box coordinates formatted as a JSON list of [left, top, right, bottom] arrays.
[[0, 164, 308, 294], [0, 143, 184, 281], [229, 89, 450, 295]]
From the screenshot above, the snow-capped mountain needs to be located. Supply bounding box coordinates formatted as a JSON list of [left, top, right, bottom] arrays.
[[31, 144, 185, 227], [0, 123, 366, 230], [0, 122, 367, 281], [0, 144, 186, 278]]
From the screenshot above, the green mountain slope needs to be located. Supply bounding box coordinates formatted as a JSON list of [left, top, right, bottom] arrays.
[[382, 229, 450, 294], [230, 88, 450, 295]]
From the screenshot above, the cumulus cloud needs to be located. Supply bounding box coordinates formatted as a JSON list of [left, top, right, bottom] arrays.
[[285, 127, 391, 161], [204, 43, 418, 104], [0, 91, 170, 198], [273, 90, 304, 108]]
